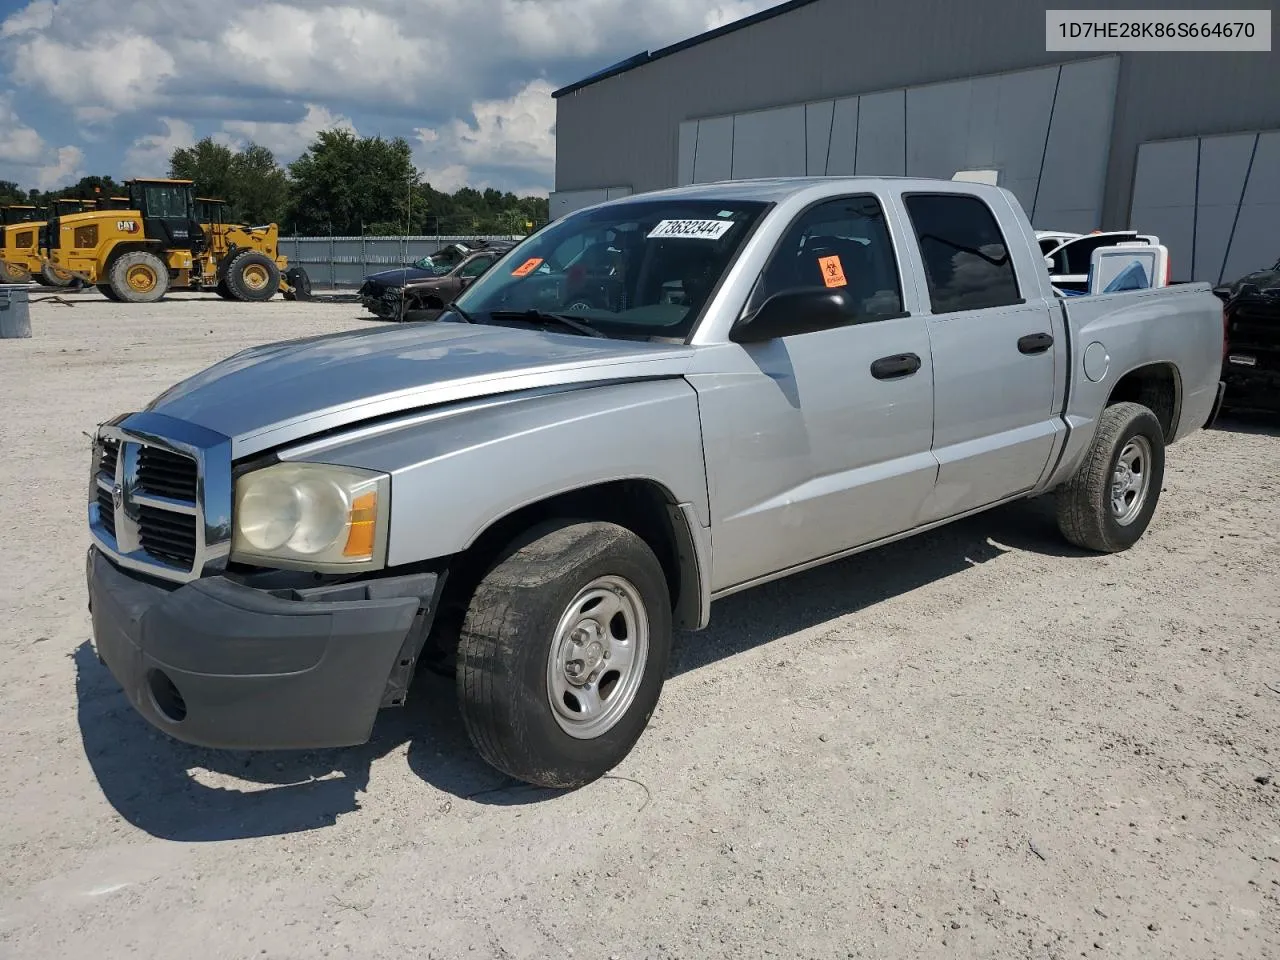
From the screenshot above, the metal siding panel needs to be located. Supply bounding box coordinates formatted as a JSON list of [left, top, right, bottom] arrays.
[[730, 105, 807, 179], [1128, 139, 1199, 281], [966, 74, 1000, 169], [906, 79, 972, 179], [1033, 57, 1119, 229], [1194, 132, 1258, 282], [855, 89, 905, 176], [825, 97, 859, 175], [993, 67, 1058, 185], [693, 116, 734, 183], [806, 100, 835, 175], [1222, 130, 1280, 281], [677, 121, 699, 186]]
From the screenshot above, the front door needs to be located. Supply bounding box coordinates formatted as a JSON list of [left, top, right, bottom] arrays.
[[693, 194, 938, 593], [899, 192, 1061, 523]]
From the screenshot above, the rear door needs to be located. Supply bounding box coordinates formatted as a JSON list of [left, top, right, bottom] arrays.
[[694, 193, 938, 592], [900, 192, 1062, 522]]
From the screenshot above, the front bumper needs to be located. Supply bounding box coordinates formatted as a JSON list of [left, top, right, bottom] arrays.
[[86, 546, 439, 750]]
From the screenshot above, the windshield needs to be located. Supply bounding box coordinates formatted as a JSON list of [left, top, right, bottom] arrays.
[[451, 199, 770, 339]]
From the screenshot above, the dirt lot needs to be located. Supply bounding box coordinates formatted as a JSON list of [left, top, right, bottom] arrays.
[[1, 292, 1278, 960]]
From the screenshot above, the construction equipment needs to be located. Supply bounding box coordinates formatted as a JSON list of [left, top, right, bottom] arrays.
[[44, 179, 309, 303], [0, 201, 92, 287], [0, 205, 40, 283], [193, 196, 313, 301]]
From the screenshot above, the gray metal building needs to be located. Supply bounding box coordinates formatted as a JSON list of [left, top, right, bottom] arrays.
[[550, 0, 1278, 284]]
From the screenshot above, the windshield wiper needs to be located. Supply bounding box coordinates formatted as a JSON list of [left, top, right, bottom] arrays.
[[488, 309, 607, 338]]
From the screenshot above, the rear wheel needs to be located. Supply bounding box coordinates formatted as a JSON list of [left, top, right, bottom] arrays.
[[456, 520, 673, 789], [96, 284, 122, 302], [0, 260, 30, 284], [224, 251, 280, 302], [41, 262, 75, 287], [109, 251, 169, 303], [1056, 401, 1166, 553]]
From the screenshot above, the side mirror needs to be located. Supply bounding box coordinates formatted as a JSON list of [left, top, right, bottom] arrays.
[[730, 287, 858, 343], [1044, 254, 1055, 269]]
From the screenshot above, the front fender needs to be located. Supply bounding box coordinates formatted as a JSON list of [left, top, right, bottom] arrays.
[[277, 379, 710, 567]]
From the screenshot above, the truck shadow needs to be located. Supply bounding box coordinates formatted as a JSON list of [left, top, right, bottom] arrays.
[[75, 495, 1084, 841], [1211, 410, 1280, 436]]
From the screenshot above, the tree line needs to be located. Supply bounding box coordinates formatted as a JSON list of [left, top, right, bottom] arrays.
[[0, 130, 549, 237]]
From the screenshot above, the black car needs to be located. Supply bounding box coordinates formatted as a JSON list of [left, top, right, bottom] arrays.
[[1216, 256, 1280, 413], [357, 240, 515, 313]]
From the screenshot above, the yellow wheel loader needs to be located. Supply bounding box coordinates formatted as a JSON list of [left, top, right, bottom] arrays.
[[45, 179, 309, 303], [0, 205, 40, 283], [0, 200, 92, 286]]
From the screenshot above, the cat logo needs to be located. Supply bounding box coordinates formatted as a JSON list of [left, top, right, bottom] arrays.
[[116, 220, 140, 233]]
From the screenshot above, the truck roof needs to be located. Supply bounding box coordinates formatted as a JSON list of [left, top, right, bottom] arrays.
[[606, 176, 1009, 204]]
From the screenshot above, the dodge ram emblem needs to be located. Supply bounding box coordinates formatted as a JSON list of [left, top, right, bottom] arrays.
[[111, 482, 123, 510]]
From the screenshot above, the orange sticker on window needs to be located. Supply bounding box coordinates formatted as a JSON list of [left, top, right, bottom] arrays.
[[512, 257, 543, 277], [818, 255, 847, 288]]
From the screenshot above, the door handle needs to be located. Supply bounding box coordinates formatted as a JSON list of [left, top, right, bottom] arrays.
[[1018, 332, 1054, 355], [870, 353, 922, 380]]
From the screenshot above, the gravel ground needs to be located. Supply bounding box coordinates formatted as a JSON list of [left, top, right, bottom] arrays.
[[1, 292, 1278, 960]]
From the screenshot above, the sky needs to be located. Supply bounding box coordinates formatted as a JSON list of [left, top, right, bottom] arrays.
[[0, 0, 776, 197]]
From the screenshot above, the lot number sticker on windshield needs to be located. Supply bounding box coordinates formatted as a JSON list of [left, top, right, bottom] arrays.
[[818, 255, 847, 288], [647, 219, 735, 240], [512, 257, 544, 276]]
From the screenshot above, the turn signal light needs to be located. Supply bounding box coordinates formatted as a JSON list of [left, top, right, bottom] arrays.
[[344, 491, 379, 558]]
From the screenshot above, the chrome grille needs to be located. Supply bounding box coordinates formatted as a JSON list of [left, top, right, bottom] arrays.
[[95, 485, 116, 539], [137, 505, 198, 568], [137, 446, 198, 501], [98, 437, 119, 481], [88, 412, 233, 584]]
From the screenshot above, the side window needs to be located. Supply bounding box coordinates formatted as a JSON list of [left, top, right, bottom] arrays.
[[756, 195, 904, 320], [460, 256, 493, 278], [903, 194, 1021, 313]]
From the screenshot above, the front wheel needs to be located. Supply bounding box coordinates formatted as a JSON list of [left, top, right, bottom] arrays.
[[224, 251, 280, 302], [456, 520, 673, 789], [41, 262, 75, 287], [1056, 401, 1166, 552], [0, 260, 30, 284]]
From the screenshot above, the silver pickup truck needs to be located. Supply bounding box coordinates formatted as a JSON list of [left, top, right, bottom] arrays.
[[86, 177, 1226, 789]]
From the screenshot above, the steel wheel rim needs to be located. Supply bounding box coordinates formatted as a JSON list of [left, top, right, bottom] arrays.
[[1111, 434, 1152, 526], [546, 574, 649, 740], [127, 264, 156, 292], [49, 265, 71, 281], [243, 264, 269, 290]]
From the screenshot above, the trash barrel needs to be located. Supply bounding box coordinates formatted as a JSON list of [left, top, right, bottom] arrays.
[[0, 283, 32, 339]]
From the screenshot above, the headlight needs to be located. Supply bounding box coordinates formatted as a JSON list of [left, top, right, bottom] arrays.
[[231, 462, 390, 571]]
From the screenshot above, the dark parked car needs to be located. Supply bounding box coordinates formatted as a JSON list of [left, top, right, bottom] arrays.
[[358, 240, 515, 319], [1215, 256, 1280, 412]]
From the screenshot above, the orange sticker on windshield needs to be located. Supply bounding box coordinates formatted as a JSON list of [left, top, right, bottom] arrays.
[[818, 255, 847, 288], [512, 257, 543, 277]]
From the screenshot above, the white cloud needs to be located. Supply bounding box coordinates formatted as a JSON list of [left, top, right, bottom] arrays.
[[414, 80, 556, 195], [0, 0, 52, 37], [34, 145, 85, 190], [123, 118, 196, 177], [0, 0, 779, 192], [0, 93, 84, 189], [11, 33, 175, 112], [0, 92, 45, 164], [220, 104, 357, 162]]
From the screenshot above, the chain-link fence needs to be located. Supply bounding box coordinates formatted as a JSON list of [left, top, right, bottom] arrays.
[[280, 235, 527, 288]]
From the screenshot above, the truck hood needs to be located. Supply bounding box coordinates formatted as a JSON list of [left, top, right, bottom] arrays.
[[144, 322, 696, 458]]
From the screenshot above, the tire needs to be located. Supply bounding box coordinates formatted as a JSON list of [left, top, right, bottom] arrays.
[[96, 284, 122, 302], [108, 251, 169, 303], [456, 520, 673, 789], [214, 279, 235, 301], [224, 250, 280, 302], [0, 260, 30, 284], [1056, 401, 1166, 553], [41, 261, 74, 287]]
